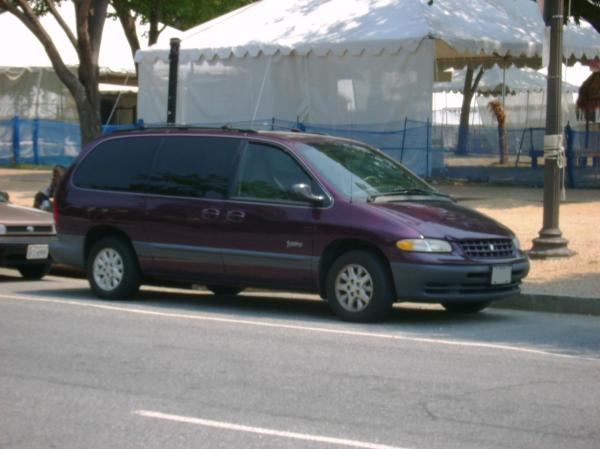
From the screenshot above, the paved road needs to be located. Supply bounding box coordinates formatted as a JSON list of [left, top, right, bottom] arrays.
[[1, 270, 599, 449]]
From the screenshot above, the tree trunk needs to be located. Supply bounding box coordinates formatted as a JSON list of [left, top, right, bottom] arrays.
[[499, 125, 508, 164], [0, 0, 108, 147], [456, 66, 484, 155]]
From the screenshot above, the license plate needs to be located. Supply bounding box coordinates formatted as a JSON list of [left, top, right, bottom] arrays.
[[491, 265, 512, 285], [26, 244, 49, 260]]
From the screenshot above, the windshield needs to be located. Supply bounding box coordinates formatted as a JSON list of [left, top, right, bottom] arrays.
[[296, 141, 436, 201]]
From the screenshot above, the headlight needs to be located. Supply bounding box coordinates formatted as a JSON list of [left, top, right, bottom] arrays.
[[0, 224, 6, 235], [396, 238, 452, 253], [512, 236, 521, 251]]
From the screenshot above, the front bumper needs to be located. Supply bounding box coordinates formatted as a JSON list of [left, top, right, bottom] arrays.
[[390, 259, 530, 303], [0, 235, 56, 267]]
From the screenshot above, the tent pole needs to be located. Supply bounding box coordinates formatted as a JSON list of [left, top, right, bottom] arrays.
[[525, 90, 530, 128], [252, 56, 272, 124], [167, 38, 181, 125], [502, 63, 506, 108]]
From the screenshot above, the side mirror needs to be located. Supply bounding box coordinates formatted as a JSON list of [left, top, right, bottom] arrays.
[[290, 183, 325, 206]]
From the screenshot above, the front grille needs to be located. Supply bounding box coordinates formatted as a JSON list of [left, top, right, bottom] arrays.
[[460, 239, 514, 258], [5, 225, 54, 235]]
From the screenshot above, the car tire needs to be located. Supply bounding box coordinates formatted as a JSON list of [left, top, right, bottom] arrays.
[[206, 285, 244, 296], [18, 262, 51, 280], [87, 237, 140, 300], [326, 250, 395, 322], [441, 301, 491, 314]]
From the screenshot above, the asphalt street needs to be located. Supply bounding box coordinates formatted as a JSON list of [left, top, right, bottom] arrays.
[[1, 270, 599, 449]]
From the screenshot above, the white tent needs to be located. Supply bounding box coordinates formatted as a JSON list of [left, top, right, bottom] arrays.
[[136, 0, 600, 125], [135, 0, 600, 174], [434, 66, 580, 96]]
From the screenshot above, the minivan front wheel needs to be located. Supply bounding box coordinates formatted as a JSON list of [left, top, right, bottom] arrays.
[[206, 285, 244, 296], [326, 250, 395, 322], [441, 301, 490, 314], [87, 237, 140, 299]]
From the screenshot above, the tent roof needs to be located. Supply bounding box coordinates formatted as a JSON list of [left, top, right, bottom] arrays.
[[136, 0, 600, 67], [434, 65, 581, 95], [0, 3, 180, 72]]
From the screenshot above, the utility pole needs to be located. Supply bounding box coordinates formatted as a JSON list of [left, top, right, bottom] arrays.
[[529, 0, 575, 258]]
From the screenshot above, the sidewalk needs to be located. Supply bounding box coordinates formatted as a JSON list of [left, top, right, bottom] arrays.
[[1, 167, 599, 314]]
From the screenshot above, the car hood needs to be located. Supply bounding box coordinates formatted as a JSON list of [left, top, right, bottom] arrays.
[[371, 200, 513, 239], [0, 202, 54, 225]]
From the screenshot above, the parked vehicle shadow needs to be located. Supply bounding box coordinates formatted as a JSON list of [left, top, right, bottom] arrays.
[[13, 283, 599, 359]]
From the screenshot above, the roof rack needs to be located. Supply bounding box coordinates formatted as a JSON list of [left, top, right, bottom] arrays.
[[106, 123, 258, 134]]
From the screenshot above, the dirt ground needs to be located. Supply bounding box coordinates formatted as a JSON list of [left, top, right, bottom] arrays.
[[438, 184, 600, 299], [2, 167, 599, 299]]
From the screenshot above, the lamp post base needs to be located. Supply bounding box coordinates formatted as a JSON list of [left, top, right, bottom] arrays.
[[529, 228, 576, 259]]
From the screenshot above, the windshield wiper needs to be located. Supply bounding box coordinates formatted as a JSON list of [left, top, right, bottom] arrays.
[[367, 188, 452, 202]]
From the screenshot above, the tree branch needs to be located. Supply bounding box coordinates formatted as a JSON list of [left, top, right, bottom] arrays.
[[112, 0, 141, 61], [472, 66, 485, 92], [0, 0, 81, 96], [46, 0, 78, 51]]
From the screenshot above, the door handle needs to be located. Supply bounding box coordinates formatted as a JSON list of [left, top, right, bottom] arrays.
[[201, 208, 220, 221], [226, 210, 246, 223]]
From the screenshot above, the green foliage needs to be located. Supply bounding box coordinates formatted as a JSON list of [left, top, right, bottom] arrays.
[[568, 0, 600, 32], [112, 0, 256, 30]]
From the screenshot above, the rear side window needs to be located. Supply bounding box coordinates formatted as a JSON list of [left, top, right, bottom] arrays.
[[73, 136, 160, 192], [149, 136, 240, 198]]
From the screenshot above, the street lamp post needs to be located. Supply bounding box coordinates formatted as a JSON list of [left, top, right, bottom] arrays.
[[529, 0, 576, 258]]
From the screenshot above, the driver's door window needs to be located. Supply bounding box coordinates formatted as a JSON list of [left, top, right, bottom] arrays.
[[235, 143, 320, 202]]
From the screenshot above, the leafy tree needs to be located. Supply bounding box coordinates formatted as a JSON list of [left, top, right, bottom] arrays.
[[112, 0, 256, 63], [566, 0, 600, 32], [0, 0, 109, 145], [0, 0, 254, 146]]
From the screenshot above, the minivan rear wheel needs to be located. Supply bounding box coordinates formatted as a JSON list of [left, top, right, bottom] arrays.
[[326, 250, 395, 322], [87, 237, 140, 299], [206, 285, 244, 296]]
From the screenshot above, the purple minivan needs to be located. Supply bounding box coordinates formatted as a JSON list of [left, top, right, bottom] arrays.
[[51, 128, 529, 321]]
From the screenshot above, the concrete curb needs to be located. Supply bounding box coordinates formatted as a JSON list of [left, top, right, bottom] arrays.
[[491, 293, 600, 316]]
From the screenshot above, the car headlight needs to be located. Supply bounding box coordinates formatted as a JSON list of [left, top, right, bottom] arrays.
[[512, 236, 521, 251], [396, 238, 452, 253], [0, 224, 6, 235]]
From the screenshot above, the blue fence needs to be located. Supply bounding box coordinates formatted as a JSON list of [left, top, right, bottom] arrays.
[[0, 117, 80, 166], [1, 116, 598, 181]]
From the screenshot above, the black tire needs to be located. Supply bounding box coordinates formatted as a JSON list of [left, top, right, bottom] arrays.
[[87, 237, 140, 299], [326, 250, 395, 322], [206, 285, 244, 296], [18, 262, 51, 280], [441, 301, 491, 314]]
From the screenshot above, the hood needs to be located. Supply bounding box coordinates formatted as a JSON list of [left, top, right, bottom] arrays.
[[0, 202, 54, 225], [371, 200, 512, 239]]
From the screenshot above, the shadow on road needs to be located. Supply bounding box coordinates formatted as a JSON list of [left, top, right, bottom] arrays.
[[5, 273, 599, 358]]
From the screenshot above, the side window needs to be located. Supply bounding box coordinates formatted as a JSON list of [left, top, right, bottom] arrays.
[[73, 136, 159, 192], [234, 143, 321, 202], [149, 136, 240, 198]]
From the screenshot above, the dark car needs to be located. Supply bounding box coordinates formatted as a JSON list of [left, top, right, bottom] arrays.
[[0, 192, 55, 279], [51, 128, 529, 321]]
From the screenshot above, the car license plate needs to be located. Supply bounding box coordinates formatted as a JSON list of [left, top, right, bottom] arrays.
[[491, 265, 512, 285], [26, 244, 49, 260]]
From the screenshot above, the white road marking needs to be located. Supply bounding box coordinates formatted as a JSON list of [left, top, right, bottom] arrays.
[[134, 410, 410, 449], [0, 292, 597, 362]]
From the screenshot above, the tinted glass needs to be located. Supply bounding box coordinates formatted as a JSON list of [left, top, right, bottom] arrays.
[[235, 143, 319, 202], [296, 141, 432, 201], [148, 136, 240, 198], [73, 136, 159, 192]]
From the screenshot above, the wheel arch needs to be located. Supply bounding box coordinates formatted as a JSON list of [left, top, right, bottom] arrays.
[[84, 226, 136, 263], [318, 238, 395, 299]]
